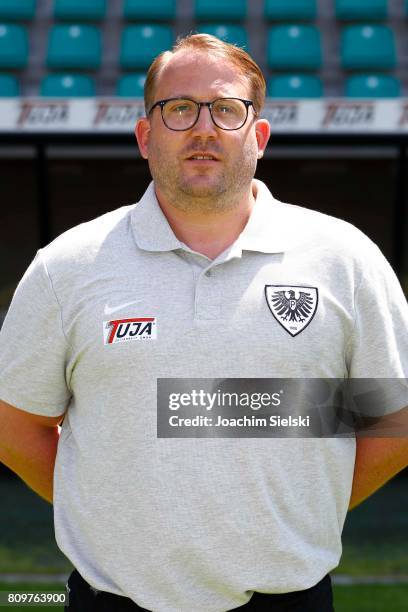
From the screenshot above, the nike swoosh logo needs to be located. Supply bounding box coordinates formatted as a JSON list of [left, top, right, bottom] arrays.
[[104, 301, 139, 315]]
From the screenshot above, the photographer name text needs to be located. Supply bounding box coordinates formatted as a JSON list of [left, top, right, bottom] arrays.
[[168, 415, 310, 428]]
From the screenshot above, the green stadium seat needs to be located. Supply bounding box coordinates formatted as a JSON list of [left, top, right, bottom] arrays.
[[121, 25, 173, 70], [41, 73, 95, 97], [0, 24, 28, 69], [335, 0, 387, 21], [54, 0, 106, 21], [195, 0, 246, 21], [117, 73, 146, 97], [341, 25, 396, 70], [0, 73, 19, 96], [345, 74, 400, 97], [267, 74, 322, 97], [197, 24, 248, 48], [265, 0, 316, 21], [124, 0, 176, 21], [0, 0, 36, 21], [47, 24, 101, 70], [267, 25, 321, 70]]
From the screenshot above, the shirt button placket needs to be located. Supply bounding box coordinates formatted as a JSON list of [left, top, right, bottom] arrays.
[[195, 267, 221, 320]]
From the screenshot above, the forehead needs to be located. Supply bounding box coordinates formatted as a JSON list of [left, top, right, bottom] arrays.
[[154, 50, 251, 100]]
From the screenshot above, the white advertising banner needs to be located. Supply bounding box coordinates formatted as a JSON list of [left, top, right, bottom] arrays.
[[0, 98, 407, 134]]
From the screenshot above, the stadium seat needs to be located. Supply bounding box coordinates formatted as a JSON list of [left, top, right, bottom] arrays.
[[264, 0, 316, 21], [345, 74, 400, 97], [0, 24, 28, 69], [0, 73, 19, 96], [267, 74, 322, 97], [121, 25, 173, 70], [195, 0, 247, 21], [335, 0, 387, 21], [54, 0, 106, 21], [124, 0, 176, 21], [341, 25, 396, 70], [0, 0, 36, 21], [41, 73, 95, 97], [267, 25, 321, 70], [117, 73, 146, 97], [47, 25, 101, 70], [197, 24, 248, 48]]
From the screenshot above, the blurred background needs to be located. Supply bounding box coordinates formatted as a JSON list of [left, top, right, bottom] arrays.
[[0, 1, 407, 610]]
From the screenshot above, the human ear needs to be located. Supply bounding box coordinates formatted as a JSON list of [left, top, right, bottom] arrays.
[[135, 117, 151, 160], [254, 118, 271, 159]]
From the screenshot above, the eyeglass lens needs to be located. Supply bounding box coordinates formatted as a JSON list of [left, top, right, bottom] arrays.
[[162, 99, 248, 130]]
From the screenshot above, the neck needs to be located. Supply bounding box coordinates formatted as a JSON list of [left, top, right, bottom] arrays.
[[155, 182, 257, 259]]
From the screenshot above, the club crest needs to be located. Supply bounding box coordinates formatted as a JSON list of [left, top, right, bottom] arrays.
[[265, 285, 318, 337]]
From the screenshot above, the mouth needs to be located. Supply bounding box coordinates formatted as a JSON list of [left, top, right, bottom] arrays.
[[185, 152, 220, 162]]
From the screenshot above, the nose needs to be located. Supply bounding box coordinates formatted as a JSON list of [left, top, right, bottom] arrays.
[[190, 103, 218, 136]]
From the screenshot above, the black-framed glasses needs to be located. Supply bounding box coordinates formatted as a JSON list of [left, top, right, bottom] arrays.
[[148, 97, 256, 131]]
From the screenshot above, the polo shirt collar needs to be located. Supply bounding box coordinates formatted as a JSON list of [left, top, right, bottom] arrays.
[[131, 179, 294, 255], [236, 179, 294, 254], [131, 182, 183, 252]]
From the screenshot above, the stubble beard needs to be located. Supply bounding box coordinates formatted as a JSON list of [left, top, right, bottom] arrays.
[[148, 141, 258, 214]]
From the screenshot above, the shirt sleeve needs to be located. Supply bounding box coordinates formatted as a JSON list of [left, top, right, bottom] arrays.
[[345, 239, 408, 418], [0, 250, 71, 416]]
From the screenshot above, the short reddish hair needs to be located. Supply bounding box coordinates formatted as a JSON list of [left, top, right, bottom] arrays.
[[144, 33, 266, 116]]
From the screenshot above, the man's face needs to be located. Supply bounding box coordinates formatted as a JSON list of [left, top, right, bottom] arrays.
[[136, 51, 270, 213]]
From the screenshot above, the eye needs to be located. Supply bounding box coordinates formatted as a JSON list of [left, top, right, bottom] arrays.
[[166, 100, 195, 114], [213, 100, 241, 116], [218, 104, 234, 114], [173, 105, 190, 113]]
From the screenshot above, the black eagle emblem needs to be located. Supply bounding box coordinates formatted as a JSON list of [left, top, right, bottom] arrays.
[[271, 290, 314, 324]]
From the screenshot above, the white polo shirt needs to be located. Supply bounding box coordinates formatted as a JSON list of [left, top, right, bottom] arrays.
[[0, 180, 407, 612]]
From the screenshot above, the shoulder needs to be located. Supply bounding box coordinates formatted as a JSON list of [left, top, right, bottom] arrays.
[[39, 204, 135, 272], [277, 198, 383, 264]]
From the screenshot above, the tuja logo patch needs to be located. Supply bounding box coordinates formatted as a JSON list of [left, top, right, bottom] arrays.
[[103, 317, 157, 345]]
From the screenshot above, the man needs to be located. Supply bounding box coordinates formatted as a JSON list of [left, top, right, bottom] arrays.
[[0, 34, 407, 612]]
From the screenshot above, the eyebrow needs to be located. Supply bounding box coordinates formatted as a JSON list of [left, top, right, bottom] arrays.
[[163, 94, 235, 100]]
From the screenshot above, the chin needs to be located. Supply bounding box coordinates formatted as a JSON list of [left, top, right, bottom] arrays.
[[182, 186, 224, 200], [180, 178, 226, 198]]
